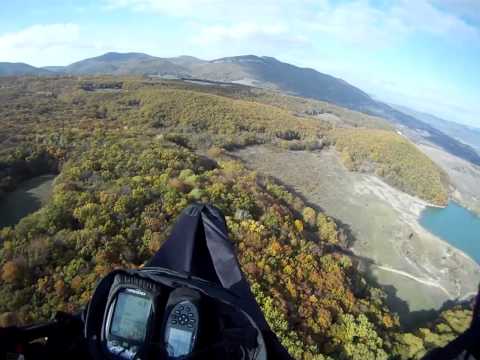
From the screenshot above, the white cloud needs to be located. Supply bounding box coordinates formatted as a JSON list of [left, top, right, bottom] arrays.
[[192, 23, 308, 50], [104, 0, 479, 50], [430, 0, 480, 22], [194, 24, 286, 44], [309, 0, 479, 49], [104, 0, 312, 56], [0, 24, 107, 66], [391, 0, 479, 39], [104, 0, 311, 25], [0, 24, 80, 51], [310, 1, 409, 48], [105, 0, 240, 17]]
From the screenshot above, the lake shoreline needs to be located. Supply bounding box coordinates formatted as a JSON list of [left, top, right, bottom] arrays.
[[355, 171, 480, 296], [418, 144, 480, 216], [420, 201, 480, 266]]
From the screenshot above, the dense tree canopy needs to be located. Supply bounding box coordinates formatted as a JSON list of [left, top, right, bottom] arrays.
[[332, 129, 449, 205], [0, 77, 470, 359]]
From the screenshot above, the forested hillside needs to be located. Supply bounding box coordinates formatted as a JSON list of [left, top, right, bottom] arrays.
[[142, 78, 393, 130], [332, 129, 449, 206], [4, 52, 478, 167], [0, 77, 471, 359]]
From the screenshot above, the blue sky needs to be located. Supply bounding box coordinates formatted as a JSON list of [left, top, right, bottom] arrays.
[[1, 0, 479, 127]]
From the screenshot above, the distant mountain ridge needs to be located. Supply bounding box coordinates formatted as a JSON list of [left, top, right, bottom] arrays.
[[33, 52, 204, 77], [391, 104, 480, 155], [0, 62, 52, 76], [1, 52, 479, 165], [192, 55, 373, 109], [61, 52, 192, 76]]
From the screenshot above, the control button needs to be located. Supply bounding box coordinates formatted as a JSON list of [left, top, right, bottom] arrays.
[[189, 319, 195, 323], [185, 306, 191, 312], [188, 313, 194, 317], [175, 310, 181, 315], [171, 320, 177, 325], [187, 324, 193, 328], [179, 305, 184, 311]]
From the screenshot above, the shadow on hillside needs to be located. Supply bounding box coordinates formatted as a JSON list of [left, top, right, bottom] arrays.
[[331, 246, 470, 330], [364, 269, 472, 330], [0, 175, 55, 228], [249, 166, 357, 247], [364, 270, 436, 329]]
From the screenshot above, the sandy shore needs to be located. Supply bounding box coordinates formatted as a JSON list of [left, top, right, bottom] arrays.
[[353, 172, 479, 297], [234, 146, 480, 316], [417, 143, 480, 215]]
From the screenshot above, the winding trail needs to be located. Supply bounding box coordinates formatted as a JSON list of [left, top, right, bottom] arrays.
[[374, 265, 452, 298]]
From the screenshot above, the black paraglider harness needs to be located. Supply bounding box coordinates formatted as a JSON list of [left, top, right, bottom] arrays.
[[422, 287, 480, 360]]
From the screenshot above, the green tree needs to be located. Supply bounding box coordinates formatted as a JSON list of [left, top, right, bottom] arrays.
[[328, 314, 387, 360]]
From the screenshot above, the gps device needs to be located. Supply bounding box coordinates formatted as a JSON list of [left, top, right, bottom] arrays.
[[163, 288, 201, 358], [102, 274, 163, 359]]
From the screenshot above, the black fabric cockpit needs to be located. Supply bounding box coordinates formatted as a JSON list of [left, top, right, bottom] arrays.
[[146, 203, 292, 359]]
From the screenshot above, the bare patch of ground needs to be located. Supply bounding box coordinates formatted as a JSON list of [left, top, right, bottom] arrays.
[[234, 146, 480, 316]]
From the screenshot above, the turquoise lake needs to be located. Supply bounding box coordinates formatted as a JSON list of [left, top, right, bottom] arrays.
[[420, 202, 480, 264]]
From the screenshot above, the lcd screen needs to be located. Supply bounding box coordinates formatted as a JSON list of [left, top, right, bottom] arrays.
[[110, 291, 152, 342], [167, 328, 193, 357]]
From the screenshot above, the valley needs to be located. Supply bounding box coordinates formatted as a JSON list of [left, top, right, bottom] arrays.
[[235, 146, 480, 318], [0, 75, 478, 359], [3, 52, 479, 167]]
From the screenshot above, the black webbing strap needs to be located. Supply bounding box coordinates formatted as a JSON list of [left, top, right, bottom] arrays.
[[422, 329, 476, 359], [423, 289, 480, 360], [184, 327, 259, 360]]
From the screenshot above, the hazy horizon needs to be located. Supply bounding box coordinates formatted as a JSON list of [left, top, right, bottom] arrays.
[[1, 0, 479, 127]]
